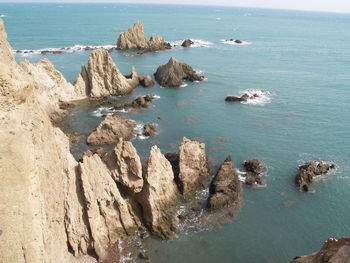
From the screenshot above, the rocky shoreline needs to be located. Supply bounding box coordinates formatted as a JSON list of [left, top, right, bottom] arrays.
[[0, 17, 346, 263]]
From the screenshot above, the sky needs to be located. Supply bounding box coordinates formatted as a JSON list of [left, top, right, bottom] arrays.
[[1, 0, 350, 14]]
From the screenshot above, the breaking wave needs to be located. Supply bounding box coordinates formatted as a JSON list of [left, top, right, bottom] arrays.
[[239, 89, 274, 105], [221, 39, 252, 46], [170, 39, 214, 48], [14, 44, 116, 55]]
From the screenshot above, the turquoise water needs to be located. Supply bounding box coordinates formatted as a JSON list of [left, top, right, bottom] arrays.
[[2, 3, 350, 262]]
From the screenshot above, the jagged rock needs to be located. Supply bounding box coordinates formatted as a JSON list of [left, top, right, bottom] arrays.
[[225, 94, 251, 102], [82, 147, 106, 159], [243, 159, 267, 187], [178, 137, 211, 197], [73, 49, 139, 97], [154, 57, 204, 87], [87, 115, 136, 146], [139, 75, 155, 87], [117, 21, 171, 51], [78, 154, 139, 260], [143, 124, 157, 137], [290, 237, 350, 263], [113, 95, 155, 110], [103, 138, 143, 193], [137, 146, 179, 239], [296, 161, 336, 192], [207, 156, 242, 210], [0, 19, 15, 66], [181, 39, 194, 47]]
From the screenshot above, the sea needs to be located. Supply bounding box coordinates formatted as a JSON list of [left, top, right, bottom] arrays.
[[1, 3, 350, 262]]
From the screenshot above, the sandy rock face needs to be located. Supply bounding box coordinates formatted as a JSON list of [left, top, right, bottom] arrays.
[[117, 21, 170, 51], [154, 57, 204, 87], [137, 146, 179, 239], [290, 237, 350, 263], [0, 19, 15, 66], [78, 154, 139, 260], [103, 138, 143, 193], [207, 156, 242, 211], [74, 49, 139, 97], [178, 137, 210, 197], [87, 115, 136, 146]]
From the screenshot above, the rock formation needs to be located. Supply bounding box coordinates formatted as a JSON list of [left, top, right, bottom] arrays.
[[290, 237, 350, 263], [137, 146, 179, 239], [243, 159, 267, 186], [295, 161, 336, 192], [117, 21, 171, 52], [113, 95, 155, 110], [86, 115, 136, 146], [225, 93, 260, 103], [73, 49, 140, 97], [178, 137, 211, 197], [138, 75, 154, 87], [207, 156, 242, 210], [103, 138, 143, 193], [142, 124, 157, 137], [154, 57, 204, 87], [181, 39, 194, 47]]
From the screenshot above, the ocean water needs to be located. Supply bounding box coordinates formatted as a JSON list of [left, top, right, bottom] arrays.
[[2, 3, 350, 262]]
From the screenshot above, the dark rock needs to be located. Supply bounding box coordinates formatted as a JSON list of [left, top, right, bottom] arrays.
[[138, 251, 150, 260], [181, 39, 194, 47], [143, 124, 157, 137], [243, 160, 267, 187], [154, 57, 204, 87], [139, 75, 155, 87], [208, 156, 242, 211], [165, 152, 180, 181], [295, 161, 335, 192], [225, 93, 254, 103], [234, 40, 243, 44], [41, 50, 63, 54], [113, 95, 155, 110]]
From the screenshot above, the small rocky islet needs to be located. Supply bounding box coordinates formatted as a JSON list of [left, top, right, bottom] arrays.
[[0, 18, 345, 263]]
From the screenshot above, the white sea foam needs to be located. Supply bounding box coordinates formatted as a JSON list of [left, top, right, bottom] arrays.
[[180, 83, 188, 88], [152, 94, 161, 99], [91, 107, 128, 117], [0, 14, 7, 18], [221, 39, 252, 46], [170, 39, 214, 48], [14, 44, 116, 55], [239, 89, 274, 105]]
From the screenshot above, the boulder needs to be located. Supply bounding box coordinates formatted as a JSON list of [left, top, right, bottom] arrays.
[[113, 95, 155, 110], [117, 21, 171, 51], [154, 57, 204, 87], [225, 93, 251, 102], [234, 40, 243, 44], [243, 159, 267, 186], [290, 237, 350, 263], [87, 115, 136, 146], [181, 39, 194, 47], [207, 156, 242, 211], [139, 75, 155, 87], [296, 161, 335, 192], [73, 49, 139, 97], [137, 146, 179, 239], [143, 124, 157, 137], [178, 137, 211, 197], [103, 138, 143, 193]]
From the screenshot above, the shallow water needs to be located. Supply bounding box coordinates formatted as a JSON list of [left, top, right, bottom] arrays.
[[2, 3, 350, 262]]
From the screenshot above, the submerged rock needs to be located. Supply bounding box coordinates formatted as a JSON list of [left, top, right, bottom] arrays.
[[103, 138, 143, 193], [290, 237, 350, 263], [117, 21, 171, 52], [137, 146, 179, 239], [296, 161, 335, 192], [178, 137, 211, 197], [73, 49, 140, 97], [154, 57, 204, 87], [87, 115, 136, 146], [208, 156, 242, 211], [181, 39, 194, 47], [243, 159, 267, 186]]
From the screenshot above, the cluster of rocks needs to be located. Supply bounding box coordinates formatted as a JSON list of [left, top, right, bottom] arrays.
[[225, 92, 260, 103], [225, 39, 243, 44], [243, 159, 267, 186], [112, 95, 155, 110]]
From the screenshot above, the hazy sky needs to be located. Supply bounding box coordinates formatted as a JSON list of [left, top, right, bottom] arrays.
[[2, 0, 350, 14]]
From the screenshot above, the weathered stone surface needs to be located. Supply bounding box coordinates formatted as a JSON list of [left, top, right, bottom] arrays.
[[87, 115, 136, 146], [0, 18, 15, 66], [143, 124, 157, 137], [117, 21, 171, 52], [74, 49, 139, 97], [178, 137, 210, 197], [290, 237, 350, 263], [78, 154, 139, 260], [243, 159, 267, 187], [103, 138, 143, 193], [113, 95, 155, 110], [137, 146, 179, 239], [208, 156, 242, 210], [139, 75, 155, 87], [296, 161, 335, 192], [154, 57, 204, 87]]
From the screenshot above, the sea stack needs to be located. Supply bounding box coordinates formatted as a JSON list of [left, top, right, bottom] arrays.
[[154, 57, 204, 87]]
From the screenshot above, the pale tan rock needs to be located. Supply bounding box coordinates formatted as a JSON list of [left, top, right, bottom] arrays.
[[103, 138, 143, 193], [86, 115, 136, 146], [74, 49, 139, 97], [137, 146, 179, 239], [178, 137, 210, 197], [117, 21, 170, 51], [78, 154, 139, 260], [290, 237, 350, 263], [0, 18, 15, 66]]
